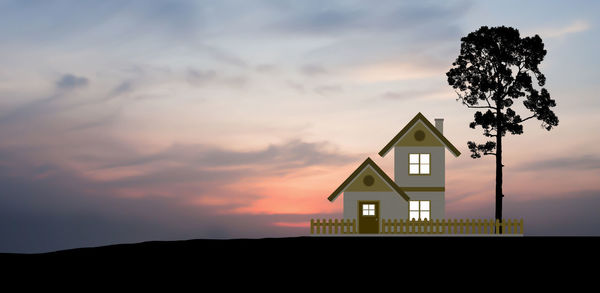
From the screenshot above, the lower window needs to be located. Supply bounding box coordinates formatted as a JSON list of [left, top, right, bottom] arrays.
[[409, 200, 430, 220]]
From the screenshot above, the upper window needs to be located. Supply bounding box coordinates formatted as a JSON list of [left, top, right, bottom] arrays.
[[409, 153, 430, 175], [409, 200, 430, 220]]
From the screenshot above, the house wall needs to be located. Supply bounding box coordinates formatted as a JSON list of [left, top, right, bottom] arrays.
[[394, 146, 445, 187], [343, 191, 408, 220], [405, 191, 445, 219]]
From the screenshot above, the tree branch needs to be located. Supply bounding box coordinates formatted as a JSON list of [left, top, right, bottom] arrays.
[[518, 114, 537, 124], [466, 105, 494, 109], [484, 92, 493, 108]]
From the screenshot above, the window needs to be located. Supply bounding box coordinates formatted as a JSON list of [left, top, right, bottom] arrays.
[[409, 153, 430, 175], [362, 204, 375, 216], [409, 200, 430, 220]]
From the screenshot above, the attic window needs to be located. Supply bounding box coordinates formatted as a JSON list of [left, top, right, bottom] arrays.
[[363, 175, 374, 186], [409, 153, 430, 175], [414, 130, 425, 141]]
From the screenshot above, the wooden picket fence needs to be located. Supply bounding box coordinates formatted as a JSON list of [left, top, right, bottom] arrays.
[[381, 218, 524, 235], [310, 219, 357, 234], [310, 218, 523, 235]]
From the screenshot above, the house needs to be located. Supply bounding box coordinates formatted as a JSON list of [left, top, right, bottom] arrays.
[[327, 112, 461, 234]]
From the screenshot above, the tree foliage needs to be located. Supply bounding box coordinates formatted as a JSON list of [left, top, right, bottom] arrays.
[[446, 26, 558, 159]]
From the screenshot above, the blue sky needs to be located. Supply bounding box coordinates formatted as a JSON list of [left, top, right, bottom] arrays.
[[1, 0, 599, 252]]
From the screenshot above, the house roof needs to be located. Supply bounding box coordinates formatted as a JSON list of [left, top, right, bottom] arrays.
[[378, 112, 461, 157], [327, 157, 410, 202]]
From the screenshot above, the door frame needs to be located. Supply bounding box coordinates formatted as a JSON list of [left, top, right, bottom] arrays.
[[357, 200, 380, 234]]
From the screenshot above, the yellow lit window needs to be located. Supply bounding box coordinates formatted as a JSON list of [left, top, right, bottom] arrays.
[[409, 200, 430, 220]]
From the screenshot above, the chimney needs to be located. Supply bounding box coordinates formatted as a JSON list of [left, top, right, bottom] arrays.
[[435, 118, 444, 134]]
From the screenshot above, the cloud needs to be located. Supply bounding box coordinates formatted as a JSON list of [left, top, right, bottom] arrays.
[[539, 20, 590, 39], [55, 74, 89, 90], [99, 139, 357, 172], [314, 85, 343, 95], [286, 81, 306, 94], [350, 57, 448, 82], [0, 74, 90, 124], [301, 64, 328, 76], [270, 0, 472, 35], [198, 44, 248, 68], [187, 69, 218, 85], [109, 80, 134, 97], [381, 88, 447, 100], [255, 64, 277, 73], [516, 155, 600, 171], [186, 68, 247, 88]]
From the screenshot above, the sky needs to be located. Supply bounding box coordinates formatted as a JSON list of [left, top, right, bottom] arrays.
[[1, 0, 599, 252]]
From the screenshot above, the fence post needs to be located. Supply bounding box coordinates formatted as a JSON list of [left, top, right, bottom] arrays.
[[444, 219, 448, 234], [412, 219, 416, 234], [386, 219, 391, 234], [495, 219, 500, 234], [345, 219, 350, 234], [316, 219, 320, 234], [398, 219, 403, 234], [520, 219, 524, 235], [318, 218, 322, 234], [426, 219, 431, 234], [347, 218, 351, 234], [481, 219, 489, 234], [430, 219, 434, 234]]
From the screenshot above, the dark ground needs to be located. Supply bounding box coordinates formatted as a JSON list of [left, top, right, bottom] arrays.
[[0, 236, 597, 282], [2, 236, 597, 258]]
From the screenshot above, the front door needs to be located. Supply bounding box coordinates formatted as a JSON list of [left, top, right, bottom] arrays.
[[358, 201, 379, 234]]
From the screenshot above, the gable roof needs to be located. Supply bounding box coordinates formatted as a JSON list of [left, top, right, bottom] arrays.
[[327, 157, 410, 202], [378, 112, 461, 157]]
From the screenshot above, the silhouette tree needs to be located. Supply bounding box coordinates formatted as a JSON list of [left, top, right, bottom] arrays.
[[446, 26, 558, 230]]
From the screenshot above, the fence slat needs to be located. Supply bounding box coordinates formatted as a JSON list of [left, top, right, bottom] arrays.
[[520, 219, 524, 235]]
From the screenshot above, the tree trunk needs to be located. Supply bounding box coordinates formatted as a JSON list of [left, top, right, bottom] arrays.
[[495, 112, 503, 233]]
